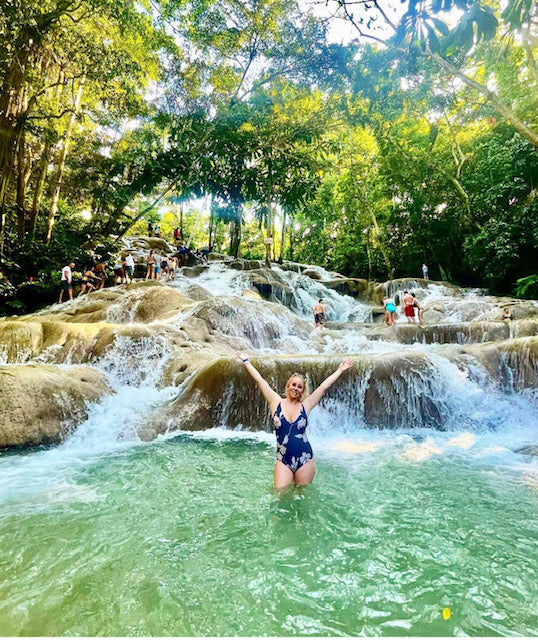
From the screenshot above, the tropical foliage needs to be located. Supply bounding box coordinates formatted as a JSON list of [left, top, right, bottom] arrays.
[[0, 0, 536, 311]]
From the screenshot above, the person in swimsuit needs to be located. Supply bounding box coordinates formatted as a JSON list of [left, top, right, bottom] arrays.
[[145, 250, 156, 280], [313, 299, 327, 328], [77, 266, 97, 296], [93, 261, 106, 289], [410, 292, 424, 324], [238, 353, 354, 488], [383, 297, 397, 326], [401, 290, 416, 323]]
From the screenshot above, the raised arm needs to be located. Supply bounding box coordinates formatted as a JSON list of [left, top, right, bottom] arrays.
[[303, 358, 354, 414], [237, 353, 281, 413]]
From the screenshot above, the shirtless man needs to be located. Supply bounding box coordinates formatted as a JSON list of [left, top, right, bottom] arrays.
[[313, 299, 327, 328], [401, 290, 416, 323]]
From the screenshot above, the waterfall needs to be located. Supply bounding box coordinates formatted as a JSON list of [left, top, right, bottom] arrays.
[[0, 258, 536, 462]]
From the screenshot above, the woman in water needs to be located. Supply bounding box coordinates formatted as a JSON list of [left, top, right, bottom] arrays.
[[238, 354, 354, 488]]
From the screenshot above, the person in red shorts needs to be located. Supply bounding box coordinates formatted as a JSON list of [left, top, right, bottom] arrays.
[[401, 290, 416, 323]]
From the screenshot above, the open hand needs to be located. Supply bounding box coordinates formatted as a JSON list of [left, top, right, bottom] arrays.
[[339, 358, 354, 372]]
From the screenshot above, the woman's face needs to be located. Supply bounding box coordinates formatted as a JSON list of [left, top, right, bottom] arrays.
[[286, 375, 305, 400]]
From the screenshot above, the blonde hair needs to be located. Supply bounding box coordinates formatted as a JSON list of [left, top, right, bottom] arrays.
[[285, 373, 307, 400]]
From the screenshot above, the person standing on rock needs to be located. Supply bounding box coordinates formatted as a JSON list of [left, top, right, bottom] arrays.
[[93, 261, 106, 289], [402, 290, 416, 323], [238, 353, 354, 489], [145, 250, 156, 280], [422, 263, 429, 280], [154, 252, 162, 280], [59, 262, 75, 302], [411, 292, 424, 324], [124, 253, 135, 283], [313, 299, 327, 328], [383, 297, 397, 326]]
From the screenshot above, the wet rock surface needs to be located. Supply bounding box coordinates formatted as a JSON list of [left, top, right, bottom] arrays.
[[0, 251, 536, 449], [0, 365, 111, 447]]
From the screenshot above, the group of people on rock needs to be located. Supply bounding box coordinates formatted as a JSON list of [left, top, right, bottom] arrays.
[[382, 291, 423, 326], [59, 260, 108, 302], [145, 250, 179, 281], [59, 248, 182, 302]]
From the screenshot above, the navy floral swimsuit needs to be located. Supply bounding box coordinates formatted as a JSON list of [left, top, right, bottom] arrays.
[[272, 402, 313, 472]]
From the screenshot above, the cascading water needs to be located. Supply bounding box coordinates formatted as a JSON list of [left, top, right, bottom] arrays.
[[0, 260, 537, 636]]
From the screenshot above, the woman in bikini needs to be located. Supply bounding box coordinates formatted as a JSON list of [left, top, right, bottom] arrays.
[[238, 353, 354, 488]]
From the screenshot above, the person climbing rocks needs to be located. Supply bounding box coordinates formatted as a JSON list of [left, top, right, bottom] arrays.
[[93, 261, 106, 289], [402, 290, 416, 323], [113, 260, 125, 284], [77, 266, 97, 297], [411, 292, 424, 324], [59, 262, 75, 302], [237, 353, 354, 488], [383, 296, 397, 326], [313, 299, 327, 328]]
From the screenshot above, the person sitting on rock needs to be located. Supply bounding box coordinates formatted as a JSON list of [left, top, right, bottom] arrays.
[[503, 307, 513, 321]]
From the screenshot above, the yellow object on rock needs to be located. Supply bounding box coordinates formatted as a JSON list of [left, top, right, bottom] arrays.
[[442, 607, 451, 620]]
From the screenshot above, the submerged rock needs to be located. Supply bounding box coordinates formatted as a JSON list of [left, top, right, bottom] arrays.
[[0, 364, 111, 448], [515, 445, 538, 456]]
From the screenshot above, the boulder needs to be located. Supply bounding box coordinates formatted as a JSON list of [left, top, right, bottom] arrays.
[[0, 364, 111, 448], [323, 277, 369, 298], [302, 268, 322, 280]]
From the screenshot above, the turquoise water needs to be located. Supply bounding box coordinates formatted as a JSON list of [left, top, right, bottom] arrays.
[[1, 432, 537, 636]]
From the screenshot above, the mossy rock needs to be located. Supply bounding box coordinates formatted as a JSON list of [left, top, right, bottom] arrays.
[[0, 364, 111, 448]]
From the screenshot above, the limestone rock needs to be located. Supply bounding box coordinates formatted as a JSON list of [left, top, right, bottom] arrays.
[[0, 364, 111, 448], [302, 268, 322, 280]]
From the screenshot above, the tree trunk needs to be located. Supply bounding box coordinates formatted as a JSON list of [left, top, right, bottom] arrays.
[[278, 208, 287, 263], [45, 76, 85, 244], [229, 203, 241, 258], [288, 212, 294, 262], [265, 156, 273, 267], [28, 139, 52, 238], [16, 130, 32, 242]]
